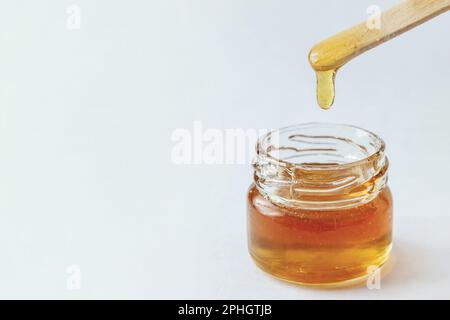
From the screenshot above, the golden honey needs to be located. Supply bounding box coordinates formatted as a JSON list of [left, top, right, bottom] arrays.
[[314, 70, 336, 110], [247, 123, 393, 286]]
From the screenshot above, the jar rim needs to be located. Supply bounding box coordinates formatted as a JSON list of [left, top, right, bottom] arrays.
[[256, 122, 386, 171]]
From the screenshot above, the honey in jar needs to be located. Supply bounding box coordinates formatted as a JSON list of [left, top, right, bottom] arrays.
[[247, 123, 393, 286]]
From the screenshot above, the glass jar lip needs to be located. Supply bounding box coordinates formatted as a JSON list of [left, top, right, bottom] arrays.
[[256, 122, 386, 171]]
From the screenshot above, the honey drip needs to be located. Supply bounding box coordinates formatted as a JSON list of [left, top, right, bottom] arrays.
[[315, 70, 336, 110]]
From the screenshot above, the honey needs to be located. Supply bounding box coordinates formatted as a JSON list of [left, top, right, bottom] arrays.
[[248, 186, 392, 285], [247, 123, 393, 286], [314, 70, 336, 110]]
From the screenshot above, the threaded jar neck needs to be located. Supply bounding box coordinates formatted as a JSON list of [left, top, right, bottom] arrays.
[[253, 123, 388, 210]]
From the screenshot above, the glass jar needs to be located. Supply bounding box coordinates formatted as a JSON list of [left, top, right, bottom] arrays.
[[247, 123, 393, 287]]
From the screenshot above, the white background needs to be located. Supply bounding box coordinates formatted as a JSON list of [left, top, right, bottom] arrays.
[[0, 0, 449, 299]]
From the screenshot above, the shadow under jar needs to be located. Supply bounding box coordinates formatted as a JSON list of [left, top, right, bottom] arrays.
[[247, 123, 393, 287]]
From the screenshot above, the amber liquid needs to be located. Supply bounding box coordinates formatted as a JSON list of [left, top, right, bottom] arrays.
[[314, 70, 336, 109], [247, 185, 393, 286]]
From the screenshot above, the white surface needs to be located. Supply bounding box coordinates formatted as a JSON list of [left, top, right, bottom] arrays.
[[0, 0, 449, 299]]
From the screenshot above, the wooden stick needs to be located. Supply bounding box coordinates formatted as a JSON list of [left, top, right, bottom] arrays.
[[309, 0, 450, 71]]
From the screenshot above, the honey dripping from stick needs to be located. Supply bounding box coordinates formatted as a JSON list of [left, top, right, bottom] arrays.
[[315, 70, 336, 109], [308, 27, 357, 110], [308, 28, 351, 110], [308, 0, 450, 109]]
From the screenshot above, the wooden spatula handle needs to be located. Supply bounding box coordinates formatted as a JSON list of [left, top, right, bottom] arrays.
[[309, 0, 450, 71]]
